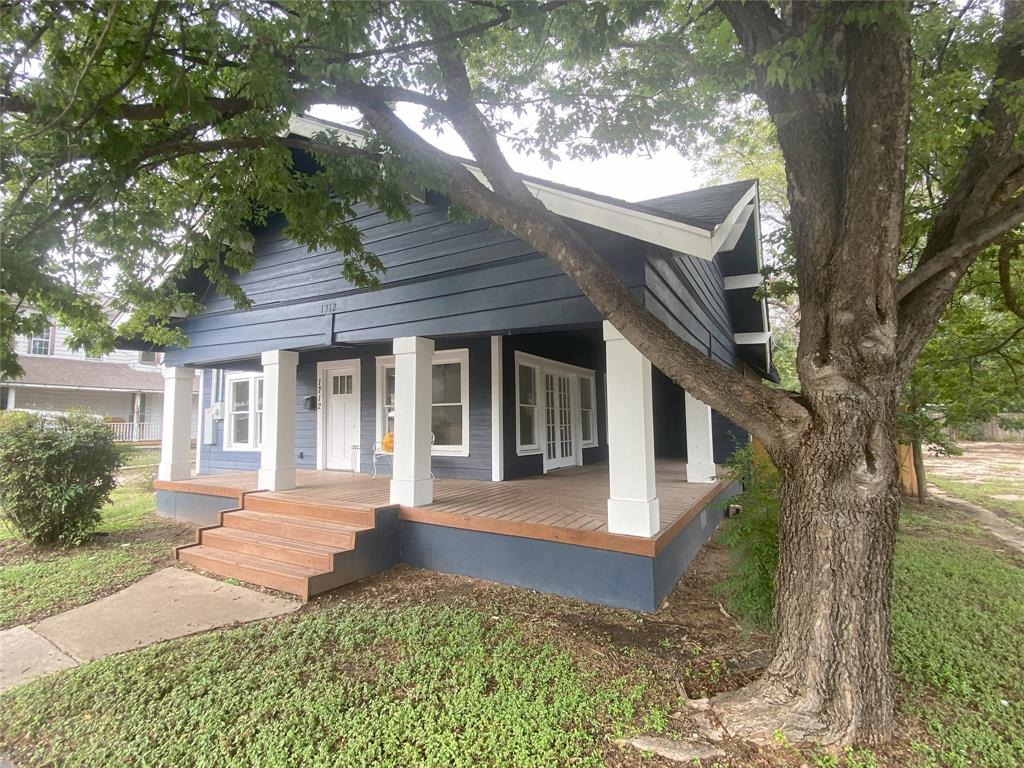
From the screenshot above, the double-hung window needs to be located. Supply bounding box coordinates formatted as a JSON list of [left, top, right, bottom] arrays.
[[26, 326, 52, 356], [578, 374, 597, 448], [224, 372, 264, 451], [516, 362, 540, 451], [376, 349, 470, 456]]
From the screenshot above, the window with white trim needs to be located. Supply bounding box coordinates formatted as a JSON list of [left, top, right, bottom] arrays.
[[26, 326, 52, 356], [516, 362, 540, 451], [376, 349, 470, 456], [224, 372, 264, 450], [579, 374, 597, 447]]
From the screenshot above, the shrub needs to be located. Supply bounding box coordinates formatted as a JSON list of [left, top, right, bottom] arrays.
[[715, 442, 780, 630], [0, 410, 122, 546]]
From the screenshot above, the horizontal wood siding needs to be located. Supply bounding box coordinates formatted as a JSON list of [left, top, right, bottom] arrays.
[[166, 204, 645, 366], [712, 410, 748, 464], [502, 328, 608, 480], [643, 245, 737, 369]]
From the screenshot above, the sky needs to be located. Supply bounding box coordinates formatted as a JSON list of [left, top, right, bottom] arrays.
[[308, 104, 708, 203]]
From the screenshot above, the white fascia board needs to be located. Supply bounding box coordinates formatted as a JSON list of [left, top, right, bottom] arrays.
[[734, 332, 771, 346], [6, 382, 163, 394], [724, 273, 764, 290], [287, 118, 723, 259], [714, 201, 755, 253]]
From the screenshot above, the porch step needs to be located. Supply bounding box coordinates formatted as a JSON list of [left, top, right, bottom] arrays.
[[243, 493, 376, 526], [222, 510, 366, 549], [177, 545, 319, 599], [200, 526, 337, 570]]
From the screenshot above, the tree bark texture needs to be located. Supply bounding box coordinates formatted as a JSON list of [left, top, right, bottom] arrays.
[[912, 440, 928, 503]]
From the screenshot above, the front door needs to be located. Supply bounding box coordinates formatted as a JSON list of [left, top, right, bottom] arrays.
[[543, 372, 576, 471], [325, 366, 360, 471]]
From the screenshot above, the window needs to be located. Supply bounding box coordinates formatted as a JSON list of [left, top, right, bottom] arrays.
[[26, 326, 52, 356], [139, 350, 158, 364], [516, 363, 539, 450], [515, 351, 599, 457], [376, 349, 469, 456], [579, 375, 597, 447], [224, 372, 264, 450], [332, 374, 353, 395]]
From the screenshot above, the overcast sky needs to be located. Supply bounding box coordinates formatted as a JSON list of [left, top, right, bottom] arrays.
[[308, 104, 707, 203]]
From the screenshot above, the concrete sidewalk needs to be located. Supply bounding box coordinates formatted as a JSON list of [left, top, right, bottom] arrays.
[[1, 567, 298, 693]]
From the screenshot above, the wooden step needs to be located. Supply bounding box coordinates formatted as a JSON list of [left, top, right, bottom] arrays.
[[243, 493, 376, 526], [200, 527, 337, 570], [178, 545, 318, 599], [222, 509, 364, 549]]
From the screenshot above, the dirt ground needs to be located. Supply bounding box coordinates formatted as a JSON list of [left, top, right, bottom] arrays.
[[924, 441, 1024, 488]]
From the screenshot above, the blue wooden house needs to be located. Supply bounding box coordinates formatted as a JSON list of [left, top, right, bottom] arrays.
[[152, 116, 774, 611]]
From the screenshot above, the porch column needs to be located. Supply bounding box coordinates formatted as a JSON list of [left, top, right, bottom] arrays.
[[390, 336, 434, 506], [258, 350, 299, 492], [603, 321, 659, 537], [684, 392, 717, 483], [158, 366, 194, 481]]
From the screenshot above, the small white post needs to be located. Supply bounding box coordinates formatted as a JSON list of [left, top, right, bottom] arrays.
[[259, 350, 299, 491], [158, 366, 195, 481], [390, 336, 434, 506], [603, 321, 660, 537], [685, 392, 717, 483], [490, 335, 504, 482]]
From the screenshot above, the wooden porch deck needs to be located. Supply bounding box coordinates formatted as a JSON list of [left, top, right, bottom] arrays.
[[155, 459, 730, 557]]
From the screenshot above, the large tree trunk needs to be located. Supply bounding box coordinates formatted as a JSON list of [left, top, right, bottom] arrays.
[[715, 388, 902, 744]]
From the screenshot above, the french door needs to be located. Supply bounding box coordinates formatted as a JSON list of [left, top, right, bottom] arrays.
[[543, 373, 576, 471]]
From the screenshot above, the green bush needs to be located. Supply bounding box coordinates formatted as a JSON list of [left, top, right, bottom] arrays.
[[0, 410, 122, 546], [715, 443, 779, 630]]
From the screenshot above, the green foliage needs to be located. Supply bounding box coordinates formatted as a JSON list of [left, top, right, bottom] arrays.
[[892, 519, 1024, 767], [0, 411, 121, 546], [0, 603, 656, 767], [715, 444, 779, 630]]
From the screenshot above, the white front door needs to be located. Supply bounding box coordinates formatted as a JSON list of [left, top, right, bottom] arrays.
[[325, 365, 360, 471], [543, 372, 576, 471]]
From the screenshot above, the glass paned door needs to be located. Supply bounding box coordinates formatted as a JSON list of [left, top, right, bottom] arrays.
[[543, 373, 576, 470]]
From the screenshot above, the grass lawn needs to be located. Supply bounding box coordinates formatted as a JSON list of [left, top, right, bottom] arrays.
[[0, 486, 190, 628], [892, 505, 1024, 767], [0, 499, 1020, 766], [928, 474, 1024, 525]]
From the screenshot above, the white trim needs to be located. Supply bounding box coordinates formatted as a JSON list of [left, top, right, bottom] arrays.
[[222, 371, 264, 451], [724, 273, 763, 291], [315, 358, 361, 471], [6, 385, 14, 409], [734, 332, 771, 346], [375, 348, 471, 457], [513, 351, 598, 464], [0, 382, 165, 394], [490, 336, 503, 482], [713, 198, 756, 253], [195, 369, 204, 475], [286, 116, 758, 261]]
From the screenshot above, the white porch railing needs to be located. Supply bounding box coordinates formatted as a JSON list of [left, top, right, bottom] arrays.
[[106, 421, 162, 442]]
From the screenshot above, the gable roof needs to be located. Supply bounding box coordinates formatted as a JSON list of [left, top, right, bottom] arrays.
[[288, 116, 758, 260], [641, 180, 759, 231]]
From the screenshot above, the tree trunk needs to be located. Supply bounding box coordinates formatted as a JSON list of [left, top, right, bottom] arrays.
[[714, 390, 901, 744], [912, 440, 928, 503]]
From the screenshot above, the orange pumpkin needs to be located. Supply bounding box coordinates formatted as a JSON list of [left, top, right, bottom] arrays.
[[381, 431, 394, 453]]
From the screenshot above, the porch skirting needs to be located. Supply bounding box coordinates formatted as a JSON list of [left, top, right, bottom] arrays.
[[154, 472, 740, 612]]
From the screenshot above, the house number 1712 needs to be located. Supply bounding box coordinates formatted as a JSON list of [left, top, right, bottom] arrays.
[[319, 302, 337, 314]]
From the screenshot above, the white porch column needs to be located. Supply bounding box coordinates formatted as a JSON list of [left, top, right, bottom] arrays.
[[158, 366, 194, 481], [390, 336, 434, 506], [603, 321, 660, 537], [258, 350, 299, 491], [684, 392, 717, 483]]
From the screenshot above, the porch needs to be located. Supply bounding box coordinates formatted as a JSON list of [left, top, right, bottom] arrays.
[[157, 459, 730, 556], [156, 459, 739, 610]]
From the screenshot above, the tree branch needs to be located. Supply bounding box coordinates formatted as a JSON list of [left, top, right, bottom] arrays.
[[998, 233, 1024, 320], [897, 194, 1024, 300], [353, 97, 809, 448]]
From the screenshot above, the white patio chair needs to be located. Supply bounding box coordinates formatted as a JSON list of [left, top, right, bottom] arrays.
[[372, 432, 435, 479]]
